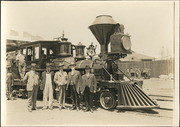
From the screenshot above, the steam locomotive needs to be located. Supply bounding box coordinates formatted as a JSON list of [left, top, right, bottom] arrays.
[[7, 15, 159, 110]]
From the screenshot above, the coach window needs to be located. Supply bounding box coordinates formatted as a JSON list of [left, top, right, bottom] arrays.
[[22, 48, 26, 55], [34, 46, 40, 60], [27, 47, 33, 61]]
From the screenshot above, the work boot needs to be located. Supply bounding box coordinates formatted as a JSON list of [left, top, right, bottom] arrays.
[[90, 109, 94, 113], [32, 107, 37, 110], [76, 107, 80, 111], [62, 106, 66, 109], [59, 106, 62, 111], [28, 108, 32, 112], [49, 107, 53, 110], [71, 106, 76, 110], [42, 107, 47, 110], [84, 108, 89, 112]]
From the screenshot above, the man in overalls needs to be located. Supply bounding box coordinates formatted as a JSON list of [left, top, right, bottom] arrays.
[[41, 63, 54, 110]]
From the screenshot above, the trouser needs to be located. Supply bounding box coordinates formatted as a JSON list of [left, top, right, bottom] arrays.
[[28, 85, 39, 109], [84, 87, 94, 109], [18, 64, 25, 79], [43, 82, 53, 108], [70, 85, 79, 108], [6, 83, 12, 99], [55, 89, 59, 101], [58, 85, 66, 107]]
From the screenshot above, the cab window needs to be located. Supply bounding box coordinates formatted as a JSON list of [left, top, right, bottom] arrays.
[[22, 48, 26, 55], [27, 47, 33, 61], [34, 46, 40, 59], [42, 47, 47, 59]]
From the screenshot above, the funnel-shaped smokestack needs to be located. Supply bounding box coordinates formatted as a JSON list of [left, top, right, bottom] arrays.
[[89, 15, 117, 54]]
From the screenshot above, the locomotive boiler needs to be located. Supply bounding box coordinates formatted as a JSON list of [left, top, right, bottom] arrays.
[[6, 15, 159, 110]]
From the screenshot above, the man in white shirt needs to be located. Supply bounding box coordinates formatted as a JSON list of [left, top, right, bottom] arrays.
[[16, 49, 25, 79], [41, 63, 54, 110], [54, 63, 68, 110], [23, 63, 39, 112]]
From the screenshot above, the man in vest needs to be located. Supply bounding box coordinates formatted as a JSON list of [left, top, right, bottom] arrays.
[[54, 63, 68, 110], [41, 63, 55, 110], [66, 62, 82, 111], [23, 63, 39, 112], [81, 65, 97, 113]]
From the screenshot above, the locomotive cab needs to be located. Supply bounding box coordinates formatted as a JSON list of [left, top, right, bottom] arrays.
[[19, 41, 59, 71]]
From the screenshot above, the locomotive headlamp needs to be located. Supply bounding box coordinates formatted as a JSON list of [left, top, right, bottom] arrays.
[[121, 36, 131, 50], [110, 33, 132, 54]]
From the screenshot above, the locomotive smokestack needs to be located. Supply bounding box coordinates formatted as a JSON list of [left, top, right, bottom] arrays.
[[89, 15, 117, 55]]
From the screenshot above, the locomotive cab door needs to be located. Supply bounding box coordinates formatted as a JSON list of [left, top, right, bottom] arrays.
[[40, 44, 57, 69], [25, 44, 41, 69]]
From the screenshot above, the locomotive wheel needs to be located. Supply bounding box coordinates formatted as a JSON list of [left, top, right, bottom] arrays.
[[100, 91, 116, 110]]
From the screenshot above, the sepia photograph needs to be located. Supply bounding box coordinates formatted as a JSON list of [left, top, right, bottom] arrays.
[[1, 1, 179, 126]]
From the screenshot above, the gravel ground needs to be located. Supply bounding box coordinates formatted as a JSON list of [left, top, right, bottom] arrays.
[[3, 78, 175, 126]]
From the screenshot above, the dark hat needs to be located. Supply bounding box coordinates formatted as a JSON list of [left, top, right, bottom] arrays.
[[69, 62, 76, 66], [31, 63, 36, 67], [58, 63, 64, 67], [46, 63, 52, 67], [85, 65, 91, 69], [6, 65, 11, 69]]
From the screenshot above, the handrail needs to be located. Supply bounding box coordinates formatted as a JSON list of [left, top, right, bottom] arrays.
[[102, 66, 116, 81]]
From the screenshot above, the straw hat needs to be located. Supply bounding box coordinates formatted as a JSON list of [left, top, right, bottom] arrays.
[[58, 63, 64, 67], [46, 63, 52, 67], [31, 63, 36, 67], [85, 65, 91, 69], [69, 62, 76, 66]]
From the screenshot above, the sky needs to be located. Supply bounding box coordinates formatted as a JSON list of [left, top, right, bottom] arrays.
[[2, 1, 175, 58]]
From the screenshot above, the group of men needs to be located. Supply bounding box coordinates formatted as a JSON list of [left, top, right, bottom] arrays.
[[23, 62, 97, 113], [126, 68, 141, 79]]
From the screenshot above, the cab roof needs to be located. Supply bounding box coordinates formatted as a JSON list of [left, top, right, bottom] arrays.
[[20, 40, 59, 47]]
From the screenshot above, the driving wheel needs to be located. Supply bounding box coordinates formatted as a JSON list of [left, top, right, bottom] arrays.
[[100, 91, 117, 110]]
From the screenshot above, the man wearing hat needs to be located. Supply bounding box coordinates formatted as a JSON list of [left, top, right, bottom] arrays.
[[66, 62, 82, 111], [40, 63, 55, 110], [23, 63, 39, 112], [6, 66, 14, 100], [81, 65, 97, 113], [54, 63, 68, 110]]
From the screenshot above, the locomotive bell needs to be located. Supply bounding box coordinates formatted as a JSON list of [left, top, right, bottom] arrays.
[[89, 15, 117, 55], [75, 42, 85, 60], [59, 36, 72, 57]]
